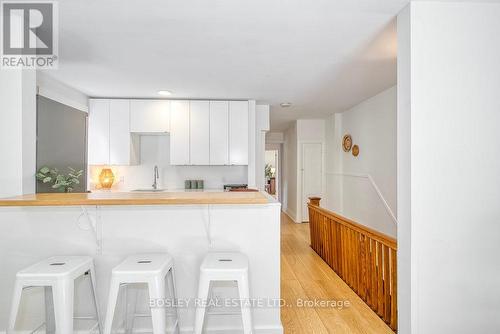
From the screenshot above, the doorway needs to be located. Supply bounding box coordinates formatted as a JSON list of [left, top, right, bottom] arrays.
[[301, 142, 323, 222], [264, 149, 281, 201]]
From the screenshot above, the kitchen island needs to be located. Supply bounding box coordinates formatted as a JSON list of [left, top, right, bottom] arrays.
[[0, 191, 282, 333]]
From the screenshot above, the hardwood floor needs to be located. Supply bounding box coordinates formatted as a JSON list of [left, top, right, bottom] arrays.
[[280, 212, 393, 334]]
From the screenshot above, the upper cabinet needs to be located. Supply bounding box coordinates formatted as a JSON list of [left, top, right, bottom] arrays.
[[209, 101, 229, 165], [89, 98, 249, 166], [88, 100, 110, 165], [189, 101, 210, 165], [130, 100, 170, 133], [109, 100, 140, 165], [170, 101, 190, 165], [88, 99, 139, 165], [229, 101, 249, 165]]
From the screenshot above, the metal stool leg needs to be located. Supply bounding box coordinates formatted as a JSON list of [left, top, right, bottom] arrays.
[[53, 279, 75, 333], [149, 276, 166, 334]]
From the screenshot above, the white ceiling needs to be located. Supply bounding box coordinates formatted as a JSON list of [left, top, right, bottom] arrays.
[[45, 0, 408, 131]]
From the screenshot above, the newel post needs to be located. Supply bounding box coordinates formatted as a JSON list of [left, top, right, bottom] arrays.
[[308, 197, 321, 207]]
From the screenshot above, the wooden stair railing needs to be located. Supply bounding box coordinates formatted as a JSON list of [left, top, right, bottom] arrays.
[[308, 197, 397, 331]]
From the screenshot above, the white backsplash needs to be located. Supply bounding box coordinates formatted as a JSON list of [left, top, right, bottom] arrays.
[[89, 135, 247, 191]]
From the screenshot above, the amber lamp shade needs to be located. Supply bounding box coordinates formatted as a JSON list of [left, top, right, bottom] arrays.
[[99, 168, 115, 189]]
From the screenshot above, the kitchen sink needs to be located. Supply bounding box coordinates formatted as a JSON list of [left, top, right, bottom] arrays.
[[132, 189, 168, 192]]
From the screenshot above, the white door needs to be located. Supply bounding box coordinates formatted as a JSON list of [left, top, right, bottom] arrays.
[[229, 101, 249, 165], [209, 101, 229, 165], [189, 101, 210, 165], [301, 143, 323, 222], [88, 99, 110, 165], [170, 101, 190, 165]]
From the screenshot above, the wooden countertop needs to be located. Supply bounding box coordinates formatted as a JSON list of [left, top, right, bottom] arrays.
[[0, 191, 270, 207]]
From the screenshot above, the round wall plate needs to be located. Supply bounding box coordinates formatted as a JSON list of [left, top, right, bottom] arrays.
[[342, 134, 353, 152], [352, 144, 360, 157]]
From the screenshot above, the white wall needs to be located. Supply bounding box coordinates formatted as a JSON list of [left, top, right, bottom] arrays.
[[247, 101, 257, 188], [255, 104, 270, 190], [283, 123, 297, 220], [0, 71, 88, 199], [398, 2, 500, 333], [0, 70, 37, 198], [325, 114, 343, 212], [265, 150, 277, 169], [89, 135, 247, 190], [282, 119, 326, 222], [397, 6, 411, 334], [325, 87, 397, 237], [36, 72, 89, 112], [296, 119, 326, 222], [265, 132, 284, 144]]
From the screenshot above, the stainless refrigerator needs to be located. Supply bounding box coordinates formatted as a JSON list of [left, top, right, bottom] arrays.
[[36, 95, 88, 193]]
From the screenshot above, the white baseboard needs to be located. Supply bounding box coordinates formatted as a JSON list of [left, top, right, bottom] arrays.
[[283, 209, 297, 223]]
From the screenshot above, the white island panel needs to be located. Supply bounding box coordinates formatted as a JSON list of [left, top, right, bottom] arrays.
[[0, 201, 282, 334]]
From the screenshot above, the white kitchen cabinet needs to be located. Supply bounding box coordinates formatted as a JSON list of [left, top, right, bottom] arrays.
[[209, 101, 229, 165], [88, 99, 138, 166], [189, 101, 210, 165], [130, 100, 170, 133], [170, 101, 190, 165], [229, 101, 249, 165], [88, 99, 110, 165], [109, 100, 139, 165]]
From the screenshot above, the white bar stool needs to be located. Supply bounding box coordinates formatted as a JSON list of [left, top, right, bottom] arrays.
[[103, 253, 180, 334], [194, 252, 253, 334], [8, 256, 101, 334]]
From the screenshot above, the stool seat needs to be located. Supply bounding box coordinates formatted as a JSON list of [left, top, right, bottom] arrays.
[[112, 253, 174, 277], [200, 252, 249, 272], [17, 256, 93, 280], [8, 256, 101, 334], [195, 251, 253, 334], [103, 253, 180, 334]]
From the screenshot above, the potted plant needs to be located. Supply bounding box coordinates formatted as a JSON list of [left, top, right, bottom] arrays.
[[36, 166, 83, 193], [265, 163, 274, 181]]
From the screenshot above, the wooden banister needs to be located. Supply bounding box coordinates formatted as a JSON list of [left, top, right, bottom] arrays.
[[308, 196, 322, 207], [307, 197, 397, 331]]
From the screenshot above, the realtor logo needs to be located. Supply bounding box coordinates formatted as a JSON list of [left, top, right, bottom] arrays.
[[1, 1, 58, 68]]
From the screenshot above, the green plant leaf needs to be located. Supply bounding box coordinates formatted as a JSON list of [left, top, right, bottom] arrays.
[[40, 166, 50, 174], [43, 177, 52, 183]]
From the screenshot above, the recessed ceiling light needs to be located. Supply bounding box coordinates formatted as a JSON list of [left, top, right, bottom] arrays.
[[280, 102, 292, 108], [158, 90, 172, 96]]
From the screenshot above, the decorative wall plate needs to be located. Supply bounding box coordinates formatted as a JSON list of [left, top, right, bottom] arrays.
[[352, 145, 359, 157], [342, 134, 353, 152]]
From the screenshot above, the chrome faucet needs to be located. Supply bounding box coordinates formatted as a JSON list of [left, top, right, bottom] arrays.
[[152, 165, 159, 190]]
